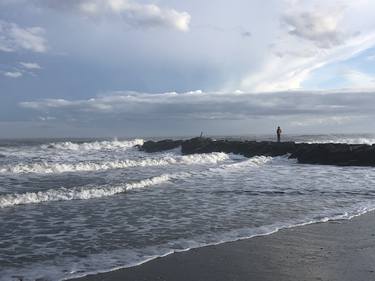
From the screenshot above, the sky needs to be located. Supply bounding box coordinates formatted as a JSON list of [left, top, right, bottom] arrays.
[[1, 0, 375, 138]]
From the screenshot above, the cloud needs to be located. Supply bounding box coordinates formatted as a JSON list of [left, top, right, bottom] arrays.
[[0, 20, 47, 53], [4, 71, 22, 78], [34, 0, 191, 31], [19, 90, 375, 122], [241, 31, 251, 38], [20, 62, 41, 69], [37, 116, 56, 121], [290, 116, 352, 127], [2, 62, 42, 79], [282, 8, 345, 49], [240, 1, 375, 92], [341, 69, 375, 89]]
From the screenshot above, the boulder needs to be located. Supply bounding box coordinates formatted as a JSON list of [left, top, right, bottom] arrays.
[[140, 139, 183, 153], [290, 143, 375, 166]]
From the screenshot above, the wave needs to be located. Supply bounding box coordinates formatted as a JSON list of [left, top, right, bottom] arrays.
[[0, 154, 284, 208], [208, 155, 274, 172], [0, 155, 274, 207], [0, 152, 230, 174], [42, 139, 144, 151], [2, 205, 373, 281], [55, 205, 375, 281], [0, 174, 175, 208]]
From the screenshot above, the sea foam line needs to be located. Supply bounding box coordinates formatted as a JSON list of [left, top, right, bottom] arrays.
[[0, 152, 230, 174], [61, 204, 375, 281], [0, 174, 176, 208], [2, 205, 371, 281]]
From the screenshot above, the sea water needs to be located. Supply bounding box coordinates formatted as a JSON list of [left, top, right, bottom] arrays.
[[1, 134, 375, 280]]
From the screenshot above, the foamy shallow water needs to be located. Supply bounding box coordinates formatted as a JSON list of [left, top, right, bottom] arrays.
[[1, 135, 375, 281]]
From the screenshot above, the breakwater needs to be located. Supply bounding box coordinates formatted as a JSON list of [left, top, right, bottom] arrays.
[[140, 137, 375, 166]]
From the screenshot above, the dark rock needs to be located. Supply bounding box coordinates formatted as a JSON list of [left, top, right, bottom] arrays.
[[181, 139, 296, 158], [140, 139, 183, 153], [181, 137, 215, 154], [290, 143, 375, 166]]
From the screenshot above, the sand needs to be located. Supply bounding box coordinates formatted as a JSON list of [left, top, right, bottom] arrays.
[[69, 211, 375, 281]]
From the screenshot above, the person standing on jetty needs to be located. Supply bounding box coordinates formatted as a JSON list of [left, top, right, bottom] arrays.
[[276, 126, 282, 142]]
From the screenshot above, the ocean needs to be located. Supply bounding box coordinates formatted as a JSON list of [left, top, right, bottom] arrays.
[[1, 134, 375, 281]]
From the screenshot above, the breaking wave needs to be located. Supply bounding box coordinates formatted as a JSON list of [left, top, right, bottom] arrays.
[[0, 155, 276, 208], [0, 174, 174, 208], [42, 139, 144, 151], [208, 155, 274, 172], [0, 152, 230, 174]]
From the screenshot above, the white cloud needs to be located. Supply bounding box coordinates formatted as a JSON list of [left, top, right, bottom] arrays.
[[20, 62, 41, 69], [290, 116, 352, 127], [0, 20, 47, 53], [341, 69, 375, 89], [242, 32, 375, 92], [37, 116, 56, 121], [35, 0, 191, 31], [240, 1, 375, 92], [4, 71, 22, 78]]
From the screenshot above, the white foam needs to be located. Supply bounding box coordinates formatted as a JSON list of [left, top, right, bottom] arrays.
[[1, 205, 372, 281], [179, 152, 230, 164], [57, 206, 375, 281], [0, 154, 266, 207], [210, 155, 274, 172], [0, 174, 172, 208], [0, 152, 230, 174], [42, 139, 144, 151], [1, 204, 372, 281], [299, 138, 375, 145]]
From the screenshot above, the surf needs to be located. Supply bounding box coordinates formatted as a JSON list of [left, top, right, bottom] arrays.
[[0, 152, 230, 174]]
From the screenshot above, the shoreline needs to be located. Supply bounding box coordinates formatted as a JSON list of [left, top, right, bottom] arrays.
[[69, 210, 375, 281]]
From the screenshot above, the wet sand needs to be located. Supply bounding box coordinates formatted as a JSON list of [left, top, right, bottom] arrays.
[[70, 212, 375, 281]]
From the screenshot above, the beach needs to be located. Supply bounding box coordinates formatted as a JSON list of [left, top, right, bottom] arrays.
[[71, 211, 375, 281]]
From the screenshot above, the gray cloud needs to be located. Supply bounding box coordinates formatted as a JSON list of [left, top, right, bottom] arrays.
[[282, 9, 346, 49], [19, 90, 375, 122], [241, 31, 252, 38]]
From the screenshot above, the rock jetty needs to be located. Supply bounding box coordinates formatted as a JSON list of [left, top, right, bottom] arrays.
[[139, 137, 375, 166]]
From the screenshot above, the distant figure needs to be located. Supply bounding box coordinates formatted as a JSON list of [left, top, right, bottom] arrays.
[[276, 126, 282, 142], [200, 131, 203, 138]]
